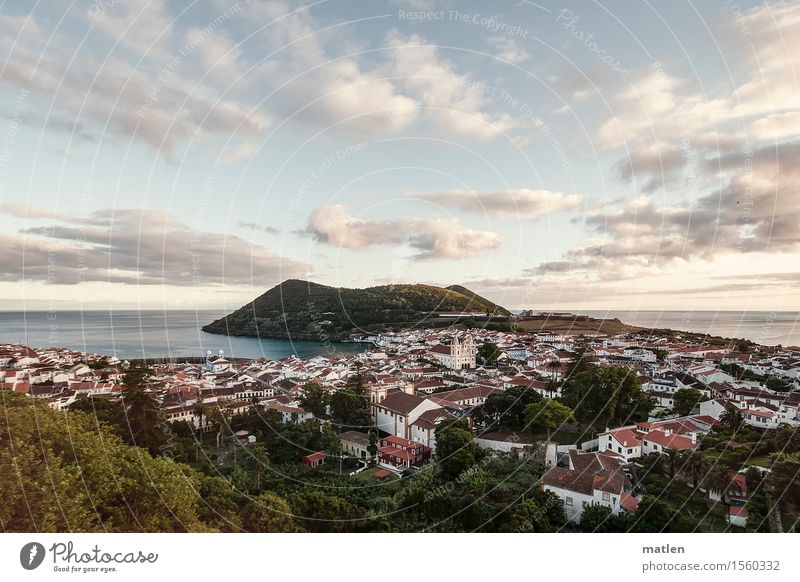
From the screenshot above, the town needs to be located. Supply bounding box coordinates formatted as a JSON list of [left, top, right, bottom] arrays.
[[2, 322, 800, 532]]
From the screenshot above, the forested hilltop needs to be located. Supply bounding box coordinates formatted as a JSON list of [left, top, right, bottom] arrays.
[[202, 279, 510, 340]]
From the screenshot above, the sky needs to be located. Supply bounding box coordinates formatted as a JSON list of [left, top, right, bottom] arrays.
[[0, 0, 798, 312]]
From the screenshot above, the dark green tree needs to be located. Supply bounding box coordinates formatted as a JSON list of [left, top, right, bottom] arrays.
[[121, 362, 167, 456], [477, 342, 501, 365], [298, 382, 330, 418], [561, 365, 654, 426], [672, 387, 708, 416], [434, 419, 485, 479]]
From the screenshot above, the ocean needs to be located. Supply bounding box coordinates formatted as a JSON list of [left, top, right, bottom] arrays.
[[0, 310, 366, 360], [1, 310, 799, 360], [576, 310, 800, 347]]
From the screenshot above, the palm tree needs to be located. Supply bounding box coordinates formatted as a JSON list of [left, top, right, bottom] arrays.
[[207, 406, 230, 449], [720, 404, 745, 432], [681, 451, 710, 489], [708, 464, 735, 505], [663, 448, 681, 479], [546, 360, 561, 381]]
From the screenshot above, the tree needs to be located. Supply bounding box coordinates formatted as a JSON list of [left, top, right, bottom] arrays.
[[672, 388, 708, 416], [298, 382, 330, 418], [120, 362, 166, 456], [434, 419, 484, 479], [565, 335, 594, 378], [330, 389, 362, 428], [523, 400, 575, 440], [477, 342, 501, 365], [632, 496, 679, 532], [482, 385, 542, 429], [561, 365, 654, 426], [207, 406, 230, 449], [707, 464, 738, 506], [765, 452, 800, 509], [241, 443, 270, 491], [663, 448, 681, 479], [579, 504, 617, 532], [545, 359, 561, 380], [720, 404, 745, 432], [367, 429, 378, 462], [680, 451, 710, 489], [0, 392, 225, 532], [242, 492, 295, 532]]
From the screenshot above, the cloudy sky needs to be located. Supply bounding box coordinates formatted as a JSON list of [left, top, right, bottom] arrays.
[[0, 0, 798, 311]]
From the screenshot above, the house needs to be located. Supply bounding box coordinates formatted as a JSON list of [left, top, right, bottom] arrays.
[[597, 427, 645, 463], [372, 391, 443, 439], [340, 430, 373, 460], [409, 408, 454, 452], [541, 450, 637, 523], [641, 429, 698, 455], [301, 451, 326, 468], [428, 334, 477, 370], [377, 436, 431, 471]]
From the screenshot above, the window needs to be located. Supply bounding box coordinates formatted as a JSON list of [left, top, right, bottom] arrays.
[[565, 497, 573, 507], [602, 492, 610, 501], [617, 446, 622, 453], [627, 448, 633, 454]]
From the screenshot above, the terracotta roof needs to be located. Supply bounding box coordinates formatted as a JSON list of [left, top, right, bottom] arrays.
[[375, 391, 427, 415], [643, 430, 697, 451], [541, 451, 627, 496]]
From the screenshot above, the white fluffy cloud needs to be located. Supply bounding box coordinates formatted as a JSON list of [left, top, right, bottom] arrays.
[[306, 204, 501, 260]]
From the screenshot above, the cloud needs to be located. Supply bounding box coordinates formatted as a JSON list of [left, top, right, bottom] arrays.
[[488, 36, 529, 64], [238, 221, 279, 235], [385, 31, 515, 140], [0, 9, 268, 161], [88, 0, 174, 59], [531, 141, 800, 278], [598, 3, 800, 194], [408, 188, 582, 219], [305, 204, 501, 260], [234, 1, 419, 138], [0, 207, 306, 286]]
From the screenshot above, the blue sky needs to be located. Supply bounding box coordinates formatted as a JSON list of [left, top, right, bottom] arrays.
[[1, 0, 798, 311]]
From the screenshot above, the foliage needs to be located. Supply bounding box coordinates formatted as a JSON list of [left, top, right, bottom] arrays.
[[298, 382, 329, 418], [121, 362, 167, 455], [477, 342, 501, 365], [242, 492, 295, 532], [672, 387, 709, 416], [523, 400, 575, 437], [481, 385, 542, 429], [561, 365, 654, 426], [0, 392, 247, 532], [434, 419, 485, 479], [202, 279, 510, 338]]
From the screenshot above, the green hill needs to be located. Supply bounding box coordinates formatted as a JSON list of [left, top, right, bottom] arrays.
[[202, 279, 510, 340]]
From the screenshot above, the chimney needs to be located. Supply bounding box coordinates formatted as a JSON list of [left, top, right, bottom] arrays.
[[218, 349, 224, 358], [691, 432, 697, 445]]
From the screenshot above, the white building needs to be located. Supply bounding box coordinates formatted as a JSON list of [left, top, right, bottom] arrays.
[[541, 450, 638, 523], [428, 335, 477, 370]]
